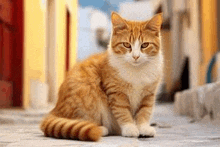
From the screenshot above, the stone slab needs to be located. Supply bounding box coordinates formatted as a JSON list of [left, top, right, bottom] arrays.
[[174, 82, 220, 121]]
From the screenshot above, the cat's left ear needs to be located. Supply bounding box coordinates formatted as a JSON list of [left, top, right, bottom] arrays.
[[144, 13, 163, 32]]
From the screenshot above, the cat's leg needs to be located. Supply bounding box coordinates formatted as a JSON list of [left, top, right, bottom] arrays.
[[109, 92, 139, 137], [99, 126, 109, 136], [135, 94, 156, 137]]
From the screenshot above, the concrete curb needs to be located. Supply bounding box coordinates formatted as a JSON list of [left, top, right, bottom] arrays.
[[174, 82, 220, 121]]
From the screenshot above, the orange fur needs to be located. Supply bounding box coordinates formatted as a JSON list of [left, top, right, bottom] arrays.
[[40, 12, 163, 141]]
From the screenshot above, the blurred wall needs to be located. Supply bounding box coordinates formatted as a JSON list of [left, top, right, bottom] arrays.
[[169, 0, 218, 91], [55, 0, 78, 97], [171, 0, 201, 89], [24, 0, 47, 108], [200, 0, 218, 85], [23, 0, 78, 108]]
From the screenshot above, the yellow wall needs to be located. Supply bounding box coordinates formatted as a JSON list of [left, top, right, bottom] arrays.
[[200, 0, 217, 85], [56, 0, 66, 89], [68, 0, 78, 69], [56, 0, 78, 92], [23, 0, 77, 108], [24, 0, 46, 108]]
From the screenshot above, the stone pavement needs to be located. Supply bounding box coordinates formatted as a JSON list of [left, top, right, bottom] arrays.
[[0, 103, 220, 147]]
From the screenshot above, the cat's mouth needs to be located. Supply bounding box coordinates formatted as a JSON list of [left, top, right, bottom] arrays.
[[131, 61, 141, 66]]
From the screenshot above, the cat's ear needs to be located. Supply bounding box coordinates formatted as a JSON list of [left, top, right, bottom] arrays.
[[144, 13, 163, 32], [111, 12, 128, 31]]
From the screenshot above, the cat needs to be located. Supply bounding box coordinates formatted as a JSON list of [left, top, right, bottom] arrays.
[[40, 12, 163, 141]]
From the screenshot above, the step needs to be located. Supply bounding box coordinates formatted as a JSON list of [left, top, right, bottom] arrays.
[[174, 82, 220, 121]]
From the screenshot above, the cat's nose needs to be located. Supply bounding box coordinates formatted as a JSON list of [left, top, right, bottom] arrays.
[[133, 55, 140, 60]]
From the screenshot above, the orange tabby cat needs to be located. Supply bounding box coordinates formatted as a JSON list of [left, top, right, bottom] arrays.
[[40, 12, 163, 141]]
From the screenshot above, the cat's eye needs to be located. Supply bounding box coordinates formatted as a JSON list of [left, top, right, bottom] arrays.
[[123, 42, 131, 48], [141, 42, 150, 48]]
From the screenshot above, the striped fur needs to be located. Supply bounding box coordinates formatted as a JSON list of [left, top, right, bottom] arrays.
[[40, 114, 102, 141], [40, 12, 163, 141]]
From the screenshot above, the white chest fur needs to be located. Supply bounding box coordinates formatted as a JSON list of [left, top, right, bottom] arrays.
[[129, 83, 145, 115], [109, 51, 163, 114], [118, 66, 158, 114]]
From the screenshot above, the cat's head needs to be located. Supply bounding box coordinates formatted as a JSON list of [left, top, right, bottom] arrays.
[[109, 12, 163, 66]]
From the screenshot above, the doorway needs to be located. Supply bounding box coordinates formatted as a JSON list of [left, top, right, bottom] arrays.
[[180, 57, 190, 90], [66, 9, 70, 73], [0, 0, 23, 108]]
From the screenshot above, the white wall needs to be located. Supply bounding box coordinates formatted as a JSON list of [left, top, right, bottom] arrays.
[[171, 0, 201, 88]]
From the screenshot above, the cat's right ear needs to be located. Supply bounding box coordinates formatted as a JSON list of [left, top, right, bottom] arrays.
[[111, 12, 128, 31]]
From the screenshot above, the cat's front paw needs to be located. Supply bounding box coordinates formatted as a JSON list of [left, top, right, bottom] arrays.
[[121, 123, 139, 137], [138, 124, 156, 137]]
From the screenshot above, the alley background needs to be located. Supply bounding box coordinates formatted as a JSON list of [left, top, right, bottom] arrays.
[[0, 0, 220, 146]]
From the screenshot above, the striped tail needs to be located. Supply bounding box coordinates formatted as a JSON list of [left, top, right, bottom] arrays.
[[40, 114, 102, 141]]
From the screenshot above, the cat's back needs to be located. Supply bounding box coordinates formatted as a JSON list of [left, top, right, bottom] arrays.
[[55, 52, 108, 107], [67, 52, 108, 80]]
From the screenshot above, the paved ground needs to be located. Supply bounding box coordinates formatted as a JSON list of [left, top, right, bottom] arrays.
[[0, 103, 220, 147]]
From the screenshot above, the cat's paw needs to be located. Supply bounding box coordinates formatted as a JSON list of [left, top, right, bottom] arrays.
[[99, 126, 109, 136], [138, 124, 156, 137], [121, 123, 139, 137]]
